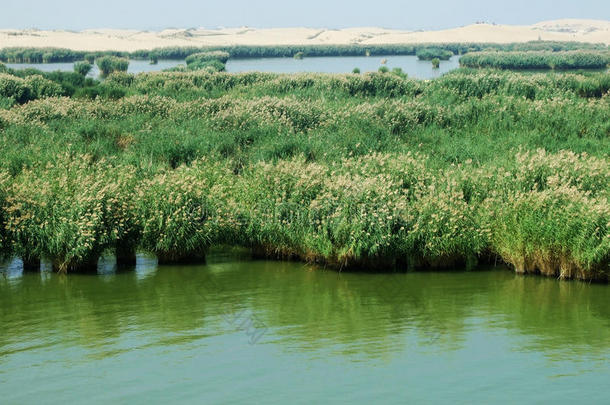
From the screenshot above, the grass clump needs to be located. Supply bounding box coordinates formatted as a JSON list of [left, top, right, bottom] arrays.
[[417, 48, 453, 61], [134, 160, 234, 264], [0, 65, 608, 278], [97, 56, 129, 77], [459, 50, 610, 70], [74, 61, 92, 76], [0, 170, 10, 260], [4, 155, 137, 272], [180, 51, 230, 72]]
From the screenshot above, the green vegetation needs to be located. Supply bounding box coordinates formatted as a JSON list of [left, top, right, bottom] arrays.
[[120, 42, 610, 60], [352, 67, 360, 74], [74, 61, 92, 76], [183, 51, 229, 72], [0, 65, 117, 104], [460, 50, 610, 70], [0, 72, 63, 104], [0, 47, 127, 63], [96, 56, 129, 77], [417, 48, 453, 61], [0, 66, 608, 279], [1, 42, 607, 64], [185, 51, 230, 65], [391, 67, 407, 78], [431, 58, 440, 68]]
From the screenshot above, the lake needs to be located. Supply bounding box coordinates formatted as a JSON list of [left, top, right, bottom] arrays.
[[1, 252, 608, 403], [5, 55, 460, 79]]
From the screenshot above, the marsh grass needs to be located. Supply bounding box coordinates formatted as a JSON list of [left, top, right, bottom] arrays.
[[0, 67, 608, 278], [97, 56, 129, 77], [459, 50, 610, 70]]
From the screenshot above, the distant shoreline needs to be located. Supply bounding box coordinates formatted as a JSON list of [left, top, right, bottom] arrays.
[[1, 19, 609, 51]]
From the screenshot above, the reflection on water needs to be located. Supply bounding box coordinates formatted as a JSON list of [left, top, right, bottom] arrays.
[[0, 254, 608, 403], [6, 55, 460, 80]]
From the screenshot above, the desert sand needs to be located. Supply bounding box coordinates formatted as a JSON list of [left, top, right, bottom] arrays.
[[0, 19, 608, 51]]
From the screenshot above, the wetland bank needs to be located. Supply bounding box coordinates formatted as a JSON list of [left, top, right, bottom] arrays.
[[1, 47, 610, 278], [0, 10, 609, 402], [1, 44, 609, 279]]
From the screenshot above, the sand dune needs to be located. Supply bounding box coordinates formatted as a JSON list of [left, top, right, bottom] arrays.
[[0, 19, 608, 51]]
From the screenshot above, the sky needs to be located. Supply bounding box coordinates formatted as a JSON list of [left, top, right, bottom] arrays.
[[1, 0, 609, 31]]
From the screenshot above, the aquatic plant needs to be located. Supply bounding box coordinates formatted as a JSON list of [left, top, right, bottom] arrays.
[[97, 56, 129, 77], [74, 61, 92, 76], [133, 160, 234, 263], [183, 51, 229, 72], [459, 50, 610, 70], [4, 155, 138, 272], [0, 66, 608, 278], [185, 51, 230, 65], [487, 185, 609, 280], [417, 48, 453, 61], [0, 170, 10, 260]]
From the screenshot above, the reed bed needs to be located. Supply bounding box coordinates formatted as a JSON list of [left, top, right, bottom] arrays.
[[0, 67, 608, 279], [459, 51, 610, 70], [2, 42, 606, 63]]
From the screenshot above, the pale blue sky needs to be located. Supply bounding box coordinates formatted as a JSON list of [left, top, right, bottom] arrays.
[[1, 0, 608, 30]]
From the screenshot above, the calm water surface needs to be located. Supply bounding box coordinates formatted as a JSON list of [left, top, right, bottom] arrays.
[[0, 253, 608, 404], [6, 55, 460, 79], [5, 60, 185, 79]]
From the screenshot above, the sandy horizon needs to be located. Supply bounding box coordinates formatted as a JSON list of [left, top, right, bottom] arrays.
[[0, 19, 609, 52]]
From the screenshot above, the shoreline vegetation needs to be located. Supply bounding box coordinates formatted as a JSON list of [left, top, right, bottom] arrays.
[[0, 46, 608, 281], [0, 41, 608, 64], [460, 50, 610, 70]]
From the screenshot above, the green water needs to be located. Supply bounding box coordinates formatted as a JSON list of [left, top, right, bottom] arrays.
[[1, 253, 609, 403]]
